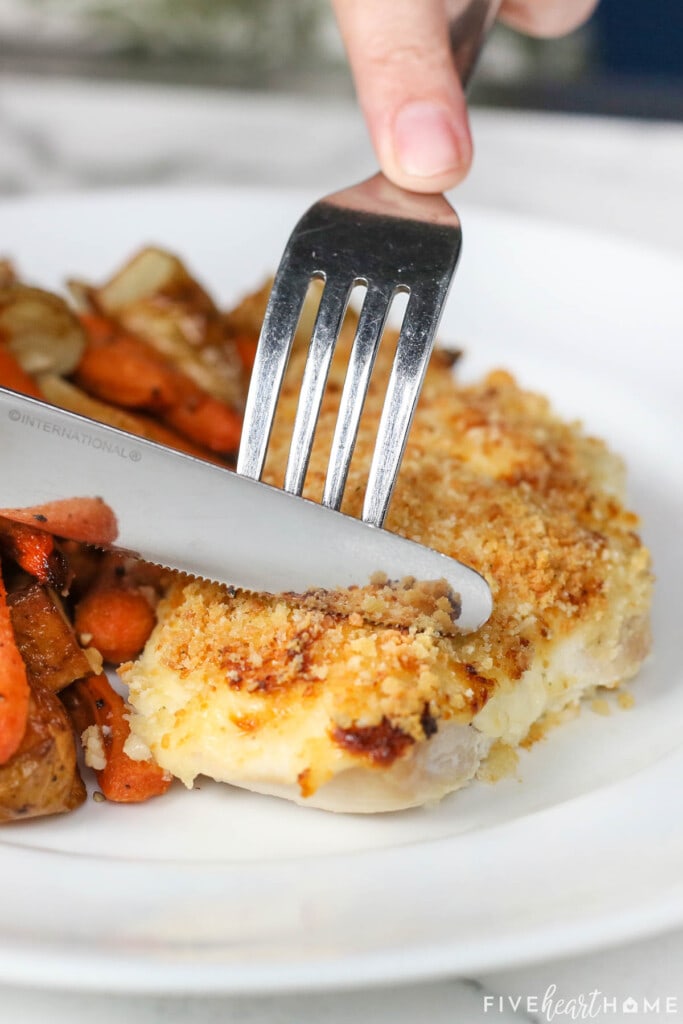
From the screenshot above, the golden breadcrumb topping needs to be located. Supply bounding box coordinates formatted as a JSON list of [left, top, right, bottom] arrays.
[[124, 290, 652, 797]]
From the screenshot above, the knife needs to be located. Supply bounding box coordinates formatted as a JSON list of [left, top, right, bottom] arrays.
[[0, 387, 492, 632]]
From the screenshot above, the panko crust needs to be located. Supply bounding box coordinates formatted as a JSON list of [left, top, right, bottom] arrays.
[[123, 296, 653, 807]]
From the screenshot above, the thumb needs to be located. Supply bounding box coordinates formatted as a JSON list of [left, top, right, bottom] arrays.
[[333, 0, 473, 193]]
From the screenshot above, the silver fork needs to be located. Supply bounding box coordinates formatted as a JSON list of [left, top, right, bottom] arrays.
[[237, 0, 501, 528]]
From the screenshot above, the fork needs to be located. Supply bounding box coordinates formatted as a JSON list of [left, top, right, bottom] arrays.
[[237, 0, 501, 528]]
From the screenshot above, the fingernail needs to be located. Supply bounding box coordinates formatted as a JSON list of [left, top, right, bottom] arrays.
[[393, 101, 461, 178]]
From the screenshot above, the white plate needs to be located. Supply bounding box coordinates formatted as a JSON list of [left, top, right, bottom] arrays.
[[1, 188, 682, 994]]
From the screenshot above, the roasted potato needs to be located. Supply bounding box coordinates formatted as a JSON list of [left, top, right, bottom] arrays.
[[8, 582, 93, 692], [0, 259, 17, 289], [0, 682, 86, 822]]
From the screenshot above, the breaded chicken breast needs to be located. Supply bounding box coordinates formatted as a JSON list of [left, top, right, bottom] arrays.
[[122, 291, 652, 812]]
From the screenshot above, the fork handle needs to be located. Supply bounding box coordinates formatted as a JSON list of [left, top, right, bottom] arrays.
[[447, 0, 503, 89]]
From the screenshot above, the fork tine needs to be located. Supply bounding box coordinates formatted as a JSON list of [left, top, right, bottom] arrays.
[[284, 276, 352, 495], [236, 264, 311, 481], [322, 282, 393, 512], [361, 287, 443, 527]]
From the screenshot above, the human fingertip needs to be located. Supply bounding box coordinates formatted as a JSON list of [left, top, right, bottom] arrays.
[[391, 101, 470, 190]]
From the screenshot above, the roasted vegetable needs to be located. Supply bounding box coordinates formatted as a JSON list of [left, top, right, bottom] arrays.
[[63, 673, 171, 803], [59, 540, 104, 601], [38, 373, 227, 464], [0, 251, 258, 821], [74, 585, 156, 665], [74, 314, 242, 456], [0, 260, 17, 289], [0, 284, 86, 376], [0, 344, 44, 397], [0, 517, 68, 589], [8, 582, 93, 692], [70, 246, 245, 408], [0, 568, 30, 765], [0, 681, 86, 822], [0, 496, 118, 547], [75, 314, 180, 411]]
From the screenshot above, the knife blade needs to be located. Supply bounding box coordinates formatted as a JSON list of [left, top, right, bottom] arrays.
[[0, 387, 492, 632]]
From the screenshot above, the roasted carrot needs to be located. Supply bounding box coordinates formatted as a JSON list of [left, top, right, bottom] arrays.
[[234, 333, 258, 373], [77, 313, 118, 346], [0, 568, 30, 765], [74, 585, 156, 665], [62, 673, 171, 803], [0, 516, 68, 588], [76, 317, 178, 411], [0, 345, 43, 398], [0, 497, 118, 547], [77, 314, 242, 455], [0, 346, 42, 398], [130, 410, 234, 463], [39, 373, 228, 465], [163, 388, 242, 455]]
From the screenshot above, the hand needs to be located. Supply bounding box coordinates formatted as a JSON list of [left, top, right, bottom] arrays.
[[332, 0, 598, 192]]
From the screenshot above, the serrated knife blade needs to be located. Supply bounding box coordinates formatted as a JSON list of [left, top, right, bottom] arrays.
[[0, 388, 492, 632]]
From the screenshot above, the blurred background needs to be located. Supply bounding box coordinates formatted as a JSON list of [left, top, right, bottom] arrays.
[[0, 0, 682, 120]]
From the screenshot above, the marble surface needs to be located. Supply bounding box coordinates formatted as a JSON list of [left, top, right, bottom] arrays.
[[1, 72, 683, 1023], [1, 74, 683, 252]]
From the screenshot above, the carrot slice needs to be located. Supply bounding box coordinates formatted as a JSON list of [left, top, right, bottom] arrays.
[[76, 318, 178, 411], [0, 497, 118, 546], [0, 345, 43, 398], [234, 334, 258, 373], [74, 586, 156, 665], [62, 673, 171, 803], [0, 568, 30, 765], [0, 516, 67, 588], [77, 313, 118, 346], [39, 373, 229, 465], [77, 314, 242, 455], [164, 389, 242, 455]]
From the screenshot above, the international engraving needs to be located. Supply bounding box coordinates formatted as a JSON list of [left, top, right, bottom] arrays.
[[9, 409, 142, 462]]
